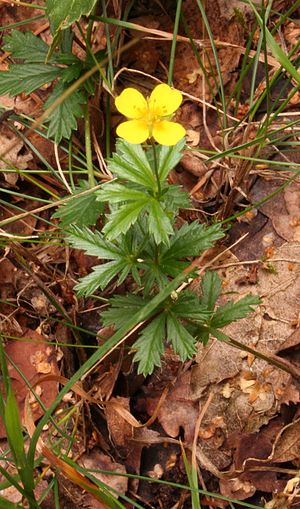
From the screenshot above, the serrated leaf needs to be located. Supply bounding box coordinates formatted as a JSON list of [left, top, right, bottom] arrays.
[[67, 225, 121, 258], [133, 314, 166, 375], [75, 260, 127, 296], [147, 200, 174, 245], [158, 138, 186, 182], [162, 222, 224, 261], [53, 181, 104, 227], [4, 30, 51, 63], [109, 140, 156, 189], [96, 183, 149, 204], [211, 295, 261, 328], [0, 64, 62, 96], [166, 312, 197, 360], [46, 0, 98, 33], [44, 81, 85, 142], [102, 294, 149, 329], [60, 62, 82, 83], [103, 200, 149, 240], [163, 184, 191, 214], [170, 291, 211, 322], [201, 271, 222, 311]]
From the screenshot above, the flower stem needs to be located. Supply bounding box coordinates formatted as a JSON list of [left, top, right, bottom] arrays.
[[151, 139, 161, 195]]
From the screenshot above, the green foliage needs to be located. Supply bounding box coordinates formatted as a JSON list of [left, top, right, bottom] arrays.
[[0, 64, 62, 96], [46, 0, 98, 33], [44, 81, 85, 142], [67, 225, 144, 295], [209, 294, 260, 328], [53, 181, 104, 227], [96, 141, 189, 244], [3, 30, 51, 63], [102, 277, 260, 375], [132, 315, 166, 374], [0, 30, 92, 143], [64, 139, 260, 374]]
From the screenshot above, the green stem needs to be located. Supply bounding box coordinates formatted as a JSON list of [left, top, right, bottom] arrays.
[[151, 139, 161, 195], [84, 103, 95, 187], [168, 0, 183, 85]]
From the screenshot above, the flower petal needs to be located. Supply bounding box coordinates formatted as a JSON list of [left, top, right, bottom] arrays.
[[149, 84, 183, 116], [115, 88, 147, 119], [152, 121, 186, 146], [116, 120, 149, 144]]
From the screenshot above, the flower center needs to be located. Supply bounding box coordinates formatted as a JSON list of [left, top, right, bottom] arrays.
[[145, 99, 169, 126]]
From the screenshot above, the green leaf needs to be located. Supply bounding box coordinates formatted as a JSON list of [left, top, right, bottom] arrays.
[[211, 294, 261, 328], [66, 225, 121, 259], [4, 31, 50, 63], [75, 260, 127, 295], [162, 222, 224, 261], [108, 140, 156, 189], [46, 0, 98, 33], [163, 185, 191, 213], [102, 294, 149, 329], [166, 312, 197, 360], [0, 64, 62, 96], [201, 271, 222, 311], [157, 138, 186, 182], [60, 62, 83, 83], [103, 200, 149, 239], [170, 291, 211, 322], [248, 0, 300, 87], [133, 314, 166, 375], [147, 200, 174, 245], [97, 183, 149, 204], [53, 181, 104, 227], [44, 81, 85, 142], [5, 388, 27, 473]]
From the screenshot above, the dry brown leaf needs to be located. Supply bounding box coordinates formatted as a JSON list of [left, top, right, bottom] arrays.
[[80, 449, 128, 501], [0, 132, 32, 187], [105, 397, 133, 447], [271, 419, 300, 463], [146, 371, 198, 444], [0, 329, 59, 438]]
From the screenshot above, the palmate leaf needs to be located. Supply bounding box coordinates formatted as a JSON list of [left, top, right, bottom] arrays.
[[44, 81, 86, 143], [210, 294, 261, 328], [148, 200, 173, 245], [97, 183, 176, 244], [101, 294, 149, 329], [102, 200, 149, 240], [166, 312, 197, 360], [75, 260, 127, 296], [46, 0, 98, 33], [53, 181, 104, 227], [170, 291, 211, 322], [4, 31, 51, 63], [163, 185, 191, 214], [132, 314, 166, 375], [200, 271, 222, 311], [162, 222, 224, 262], [109, 140, 156, 189], [157, 138, 186, 182], [66, 225, 121, 259], [67, 224, 144, 295], [97, 183, 149, 204], [0, 64, 62, 96]]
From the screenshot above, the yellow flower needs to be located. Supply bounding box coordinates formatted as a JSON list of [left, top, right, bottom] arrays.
[[115, 84, 186, 146]]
